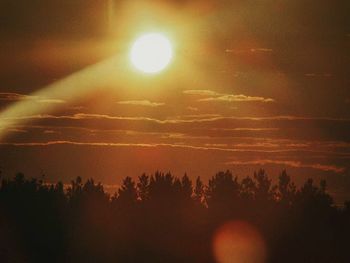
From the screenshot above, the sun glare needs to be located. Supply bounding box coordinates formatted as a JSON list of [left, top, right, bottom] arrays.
[[130, 33, 173, 74]]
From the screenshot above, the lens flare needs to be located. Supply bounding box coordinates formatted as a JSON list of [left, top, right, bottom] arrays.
[[213, 221, 267, 263]]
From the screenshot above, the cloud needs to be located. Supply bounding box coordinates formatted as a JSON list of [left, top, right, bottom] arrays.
[[2, 140, 349, 158], [0, 141, 160, 148], [183, 90, 219, 96], [176, 114, 222, 119], [37, 99, 66, 104], [117, 100, 165, 107], [227, 159, 345, 173], [3, 113, 350, 125], [0, 141, 298, 157], [304, 73, 333, 78], [43, 130, 59, 134], [187, 106, 199, 111], [0, 113, 226, 124], [68, 106, 86, 111], [199, 94, 274, 103], [204, 143, 228, 147], [211, 128, 279, 131], [250, 48, 273, 53], [0, 92, 37, 101], [0, 92, 65, 104], [6, 128, 27, 133], [183, 89, 274, 103], [225, 48, 273, 53]]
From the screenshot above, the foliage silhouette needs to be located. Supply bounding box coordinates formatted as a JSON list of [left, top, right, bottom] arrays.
[[0, 169, 349, 262]]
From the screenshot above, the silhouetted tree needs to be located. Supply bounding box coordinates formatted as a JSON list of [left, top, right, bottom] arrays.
[[254, 169, 276, 202], [0, 170, 349, 263], [113, 176, 137, 206], [206, 170, 239, 204], [240, 176, 256, 201], [277, 170, 296, 206], [137, 173, 149, 201], [179, 173, 193, 202], [193, 176, 204, 205]]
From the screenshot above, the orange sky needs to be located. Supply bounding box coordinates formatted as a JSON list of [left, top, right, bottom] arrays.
[[0, 0, 349, 203]]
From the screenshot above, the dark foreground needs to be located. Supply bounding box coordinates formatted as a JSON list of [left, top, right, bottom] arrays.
[[0, 170, 349, 263]]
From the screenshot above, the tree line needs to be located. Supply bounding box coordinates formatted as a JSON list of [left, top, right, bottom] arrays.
[[0, 169, 349, 262]]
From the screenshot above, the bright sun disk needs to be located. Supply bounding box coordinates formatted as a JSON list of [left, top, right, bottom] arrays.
[[130, 33, 173, 74]]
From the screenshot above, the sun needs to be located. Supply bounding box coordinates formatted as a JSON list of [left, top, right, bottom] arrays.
[[130, 33, 173, 74]]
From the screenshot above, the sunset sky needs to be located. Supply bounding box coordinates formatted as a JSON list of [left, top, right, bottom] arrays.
[[0, 0, 349, 203]]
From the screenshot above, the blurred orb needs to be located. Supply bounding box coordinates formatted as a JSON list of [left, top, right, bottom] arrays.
[[213, 221, 267, 263], [130, 33, 173, 74]]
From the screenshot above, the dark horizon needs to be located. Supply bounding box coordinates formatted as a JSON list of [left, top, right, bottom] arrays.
[[1, 169, 350, 262], [0, 166, 348, 207]]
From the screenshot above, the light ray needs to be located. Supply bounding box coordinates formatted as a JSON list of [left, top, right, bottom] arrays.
[[0, 54, 124, 140]]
